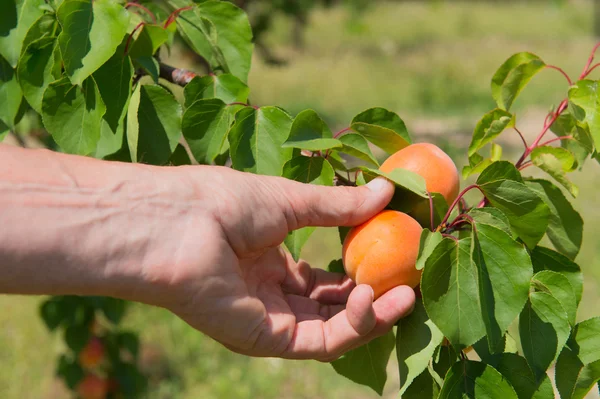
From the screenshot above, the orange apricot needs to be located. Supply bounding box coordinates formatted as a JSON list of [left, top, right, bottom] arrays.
[[342, 210, 423, 299], [76, 374, 108, 399], [380, 143, 460, 205], [79, 336, 105, 369]]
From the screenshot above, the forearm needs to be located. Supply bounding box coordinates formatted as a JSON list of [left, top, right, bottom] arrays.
[[0, 144, 201, 305]]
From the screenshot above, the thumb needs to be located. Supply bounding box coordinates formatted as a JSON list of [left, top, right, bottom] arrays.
[[278, 177, 395, 229]]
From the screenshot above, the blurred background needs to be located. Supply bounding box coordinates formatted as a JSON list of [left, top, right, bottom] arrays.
[[2, 0, 600, 397]]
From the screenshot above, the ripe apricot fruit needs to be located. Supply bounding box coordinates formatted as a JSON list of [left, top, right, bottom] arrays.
[[77, 374, 108, 399], [79, 336, 105, 369], [342, 210, 423, 299], [380, 143, 460, 205]]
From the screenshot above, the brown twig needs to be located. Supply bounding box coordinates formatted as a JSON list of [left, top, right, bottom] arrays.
[[159, 63, 198, 86]]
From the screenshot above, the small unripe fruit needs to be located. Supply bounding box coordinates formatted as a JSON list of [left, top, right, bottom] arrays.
[[77, 374, 108, 399], [380, 143, 460, 205], [79, 336, 105, 369], [343, 210, 423, 299]]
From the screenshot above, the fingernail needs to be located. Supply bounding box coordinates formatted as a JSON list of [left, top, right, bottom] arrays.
[[366, 177, 390, 192], [368, 286, 375, 302]]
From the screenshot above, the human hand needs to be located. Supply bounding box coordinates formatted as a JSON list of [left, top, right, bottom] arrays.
[[154, 166, 416, 361]]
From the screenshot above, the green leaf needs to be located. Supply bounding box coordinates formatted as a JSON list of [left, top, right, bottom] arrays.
[[167, 144, 192, 166], [327, 258, 345, 274], [41, 76, 106, 155], [0, 55, 23, 129], [331, 331, 395, 395], [184, 74, 249, 107], [531, 146, 578, 197], [0, 0, 45, 67], [127, 84, 182, 165], [64, 325, 91, 353], [491, 52, 545, 110], [532, 270, 577, 326], [468, 108, 514, 157], [526, 179, 583, 260], [551, 113, 594, 169], [17, 36, 58, 114], [492, 353, 555, 399], [117, 331, 139, 359], [21, 13, 58, 55], [57, 0, 130, 85], [357, 166, 428, 199], [128, 24, 168, 59], [338, 133, 379, 167], [472, 335, 507, 364], [463, 144, 503, 180], [40, 298, 68, 331], [56, 355, 84, 389], [229, 106, 294, 176], [472, 222, 533, 352], [182, 98, 236, 164], [476, 160, 523, 184], [416, 229, 443, 271], [101, 297, 127, 324], [397, 298, 444, 394], [519, 291, 571, 380], [568, 79, 600, 149], [283, 109, 342, 151], [477, 173, 550, 248], [402, 369, 440, 399], [174, 1, 253, 82], [421, 238, 486, 348], [350, 107, 411, 154], [468, 207, 512, 236], [439, 360, 518, 398], [93, 44, 133, 159], [133, 55, 159, 83], [531, 246, 583, 305], [556, 318, 600, 399], [284, 227, 315, 262], [432, 344, 458, 383]]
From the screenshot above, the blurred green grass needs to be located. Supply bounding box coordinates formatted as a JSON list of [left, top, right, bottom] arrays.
[[3, 1, 600, 398]]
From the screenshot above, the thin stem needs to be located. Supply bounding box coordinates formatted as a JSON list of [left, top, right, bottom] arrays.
[[124, 22, 145, 54], [442, 233, 459, 243], [518, 161, 533, 171], [333, 127, 352, 139], [514, 126, 528, 149], [164, 6, 193, 29], [427, 192, 435, 232], [441, 185, 485, 226], [9, 131, 26, 148], [538, 135, 572, 147], [580, 42, 600, 80], [335, 172, 355, 187], [125, 2, 157, 24], [546, 65, 573, 85], [584, 62, 600, 78]]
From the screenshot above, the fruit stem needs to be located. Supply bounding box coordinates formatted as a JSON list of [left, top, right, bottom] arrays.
[[441, 185, 485, 226]]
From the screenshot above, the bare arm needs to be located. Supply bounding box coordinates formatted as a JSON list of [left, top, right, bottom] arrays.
[[0, 144, 415, 360]]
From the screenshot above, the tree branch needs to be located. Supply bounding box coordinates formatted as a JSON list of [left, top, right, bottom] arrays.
[[159, 63, 199, 86]]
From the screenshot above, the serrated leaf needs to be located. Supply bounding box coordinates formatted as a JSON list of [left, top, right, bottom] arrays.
[[491, 52, 545, 110], [126, 84, 182, 165], [421, 238, 486, 348], [526, 179, 583, 260], [397, 299, 444, 394], [0, 0, 45, 67], [551, 113, 594, 168], [93, 43, 133, 159], [492, 353, 555, 399], [476, 160, 523, 184], [569, 79, 600, 150], [173, 1, 253, 82], [520, 291, 571, 380], [468, 207, 512, 235], [356, 166, 428, 198], [556, 318, 600, 399], [229, 106, 294, 176], [478, 176, 550, 249], [531, 246, 583, 305], [532, 270, 577, 325], [416, 229, 443, 271], [17, 36, 58, 113], [472, 222, 533, 352], [42, 76, 106, 155], [128, 24, 168, 59], [439, 360, 518, 398], [531, 146, 578, 197], [283, 109, 342, 151], [432, 344, 458, 383], [331, 332, 395, 395], [57, 0, 130, 86], [350, 107, 411, 154], [337, 133, 379, 166], [182, 98, 236, 164], [468, 108, 514, 157], [184, 74, 249, 107], [0, 55, 23, 129], [402, 369, 440, 399]]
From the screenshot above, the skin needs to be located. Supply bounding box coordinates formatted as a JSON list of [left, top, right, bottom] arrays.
[[0, 144, 415, 362]]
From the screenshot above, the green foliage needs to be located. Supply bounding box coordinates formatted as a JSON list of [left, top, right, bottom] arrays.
[[6, 1, 600, 398]]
